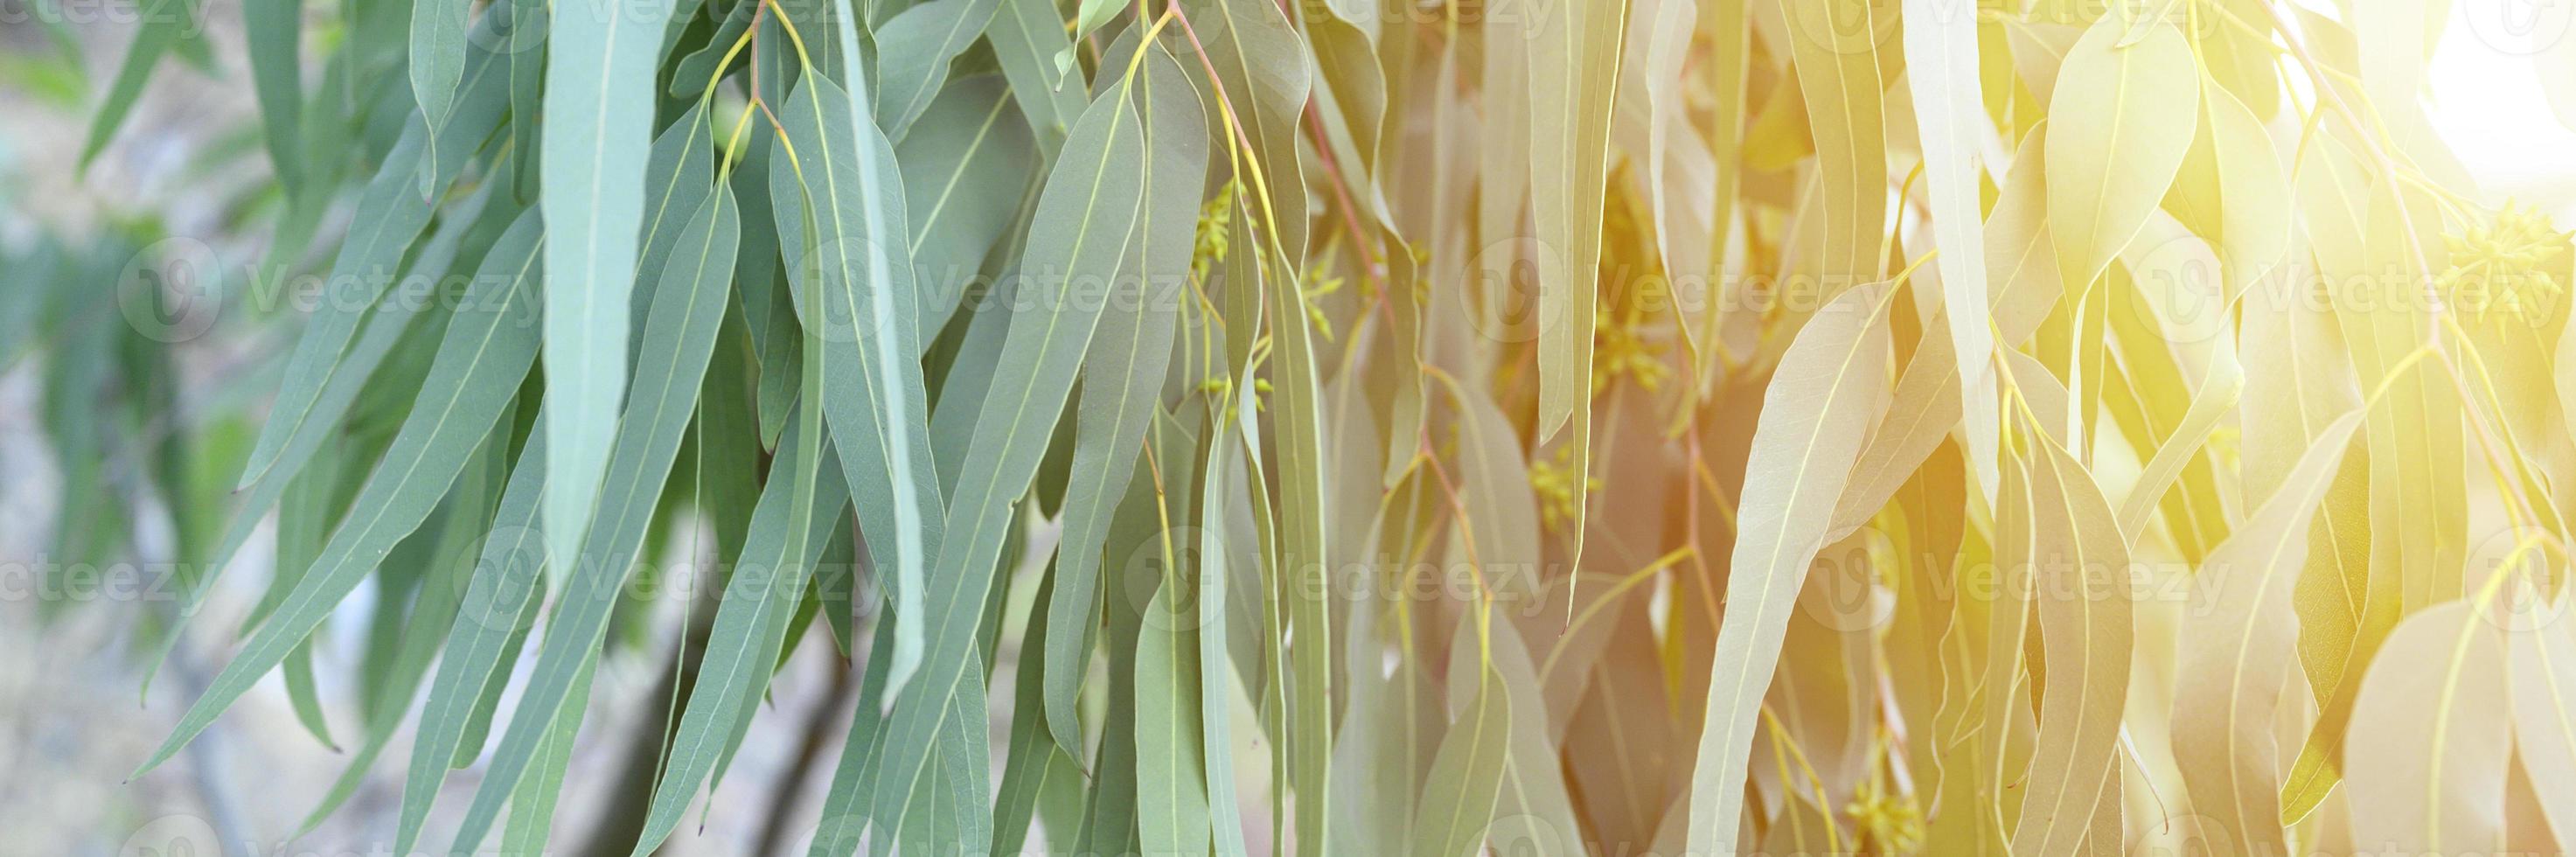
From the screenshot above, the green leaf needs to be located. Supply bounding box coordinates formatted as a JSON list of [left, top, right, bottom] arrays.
[[868, 0, 1006, 139], [132, 209, 547, 779], [1409, 658, 1513, 857], [866, 45, 1156, 846], [266, 435, 348, 749], [991, 572, 1086, 857], [631, 383, 849, 857], [233, 6, 528, 497], [1069, 415, 1188, 856], [244, 0, 303, 191], [982, 0, 1090, 153], [410, 0, 471, 186], [898, 75, 1039, 329], [540, 0, 670, 603], [226, 11, 527, 506], [500, 654, 597, 857], [1136, 583, 1215, 856], [78, 0, 197, 171], [1200, 379, 1263, 857], [770, 58, 942, 701], [667, 0, 760, 98], [450, 185, 749, 857], [1041, 36, 1205, 759], [298, 399, 519, 834], [393, 432, 551, 855], [1182, 0, 1308, 268]]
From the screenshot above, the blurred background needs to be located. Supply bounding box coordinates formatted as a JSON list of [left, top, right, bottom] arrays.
[[3, 0, 2575, 855]]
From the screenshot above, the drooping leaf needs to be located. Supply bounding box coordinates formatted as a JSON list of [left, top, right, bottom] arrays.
[[1683, 281, 1896, 855], [244, 0, 303, 191], [393, 431, 551, 856], [2044, 15, 2197, 291], [864, 35, 1156, 850], [2343, 601, 2513, 854], [1903, 0, 1999, 505], [540, 0, 669, 605], [133, 210, 547, 779], [771, 66, 942, 699], [2009, 428, 2133, 855], [2171, 410, 2365, 857], [1041, 38, 1206, 757]]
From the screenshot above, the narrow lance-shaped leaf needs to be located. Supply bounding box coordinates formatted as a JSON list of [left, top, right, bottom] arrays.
[[233, 6, 528, 496], [629, 101, 721, 354], [632, 364, 851, 857], [1410, 656, 1513, 857], [2045, 16, 2198, 291], [2115, 354, 2245, 540], [449, 185, 760, 857], [410, 0, 470, 187], [1201, 376, 1264, 857], [1683, 280, 1895, 856], [2010, 429, 2134, 855], [78, 0, 195, 171], [1526, 0, 1626, 516], [1829, 125, 2061, 540], [899, 76, 1039, 331], [540, 0, 668, 603], [296, 402, 519, 833], [2170, 410, 2365, 857], [806, 613, 902, 857], [1462, 615, 1585, 856], [1068, 412, 1195, 857], [1041, 36, 1206, 758], [244, 0, 303, 192], [214, 171, 511, 686], [982, 0, 1090, 151], [864, 38, 1156, 848], [1775, 0, 1888, 296], [393, 432, 551, 856], [868, 0, 1006, 139], [772, 65, 942, 699], [1136, 578, 1215, 856], [131, 210, 547, 779], [991, 572, 1086, 857], [2276, 130, 2393, 824], [498, 653, 598, 857], [1182, 0, 1309, 273], [1902, 0, 1999, 505]]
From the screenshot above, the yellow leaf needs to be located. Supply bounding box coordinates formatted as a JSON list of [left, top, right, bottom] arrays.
[[2171, 409, 2365, 857], [2043, 16, 2198, 292], [2343, 601, 2512, 854]]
